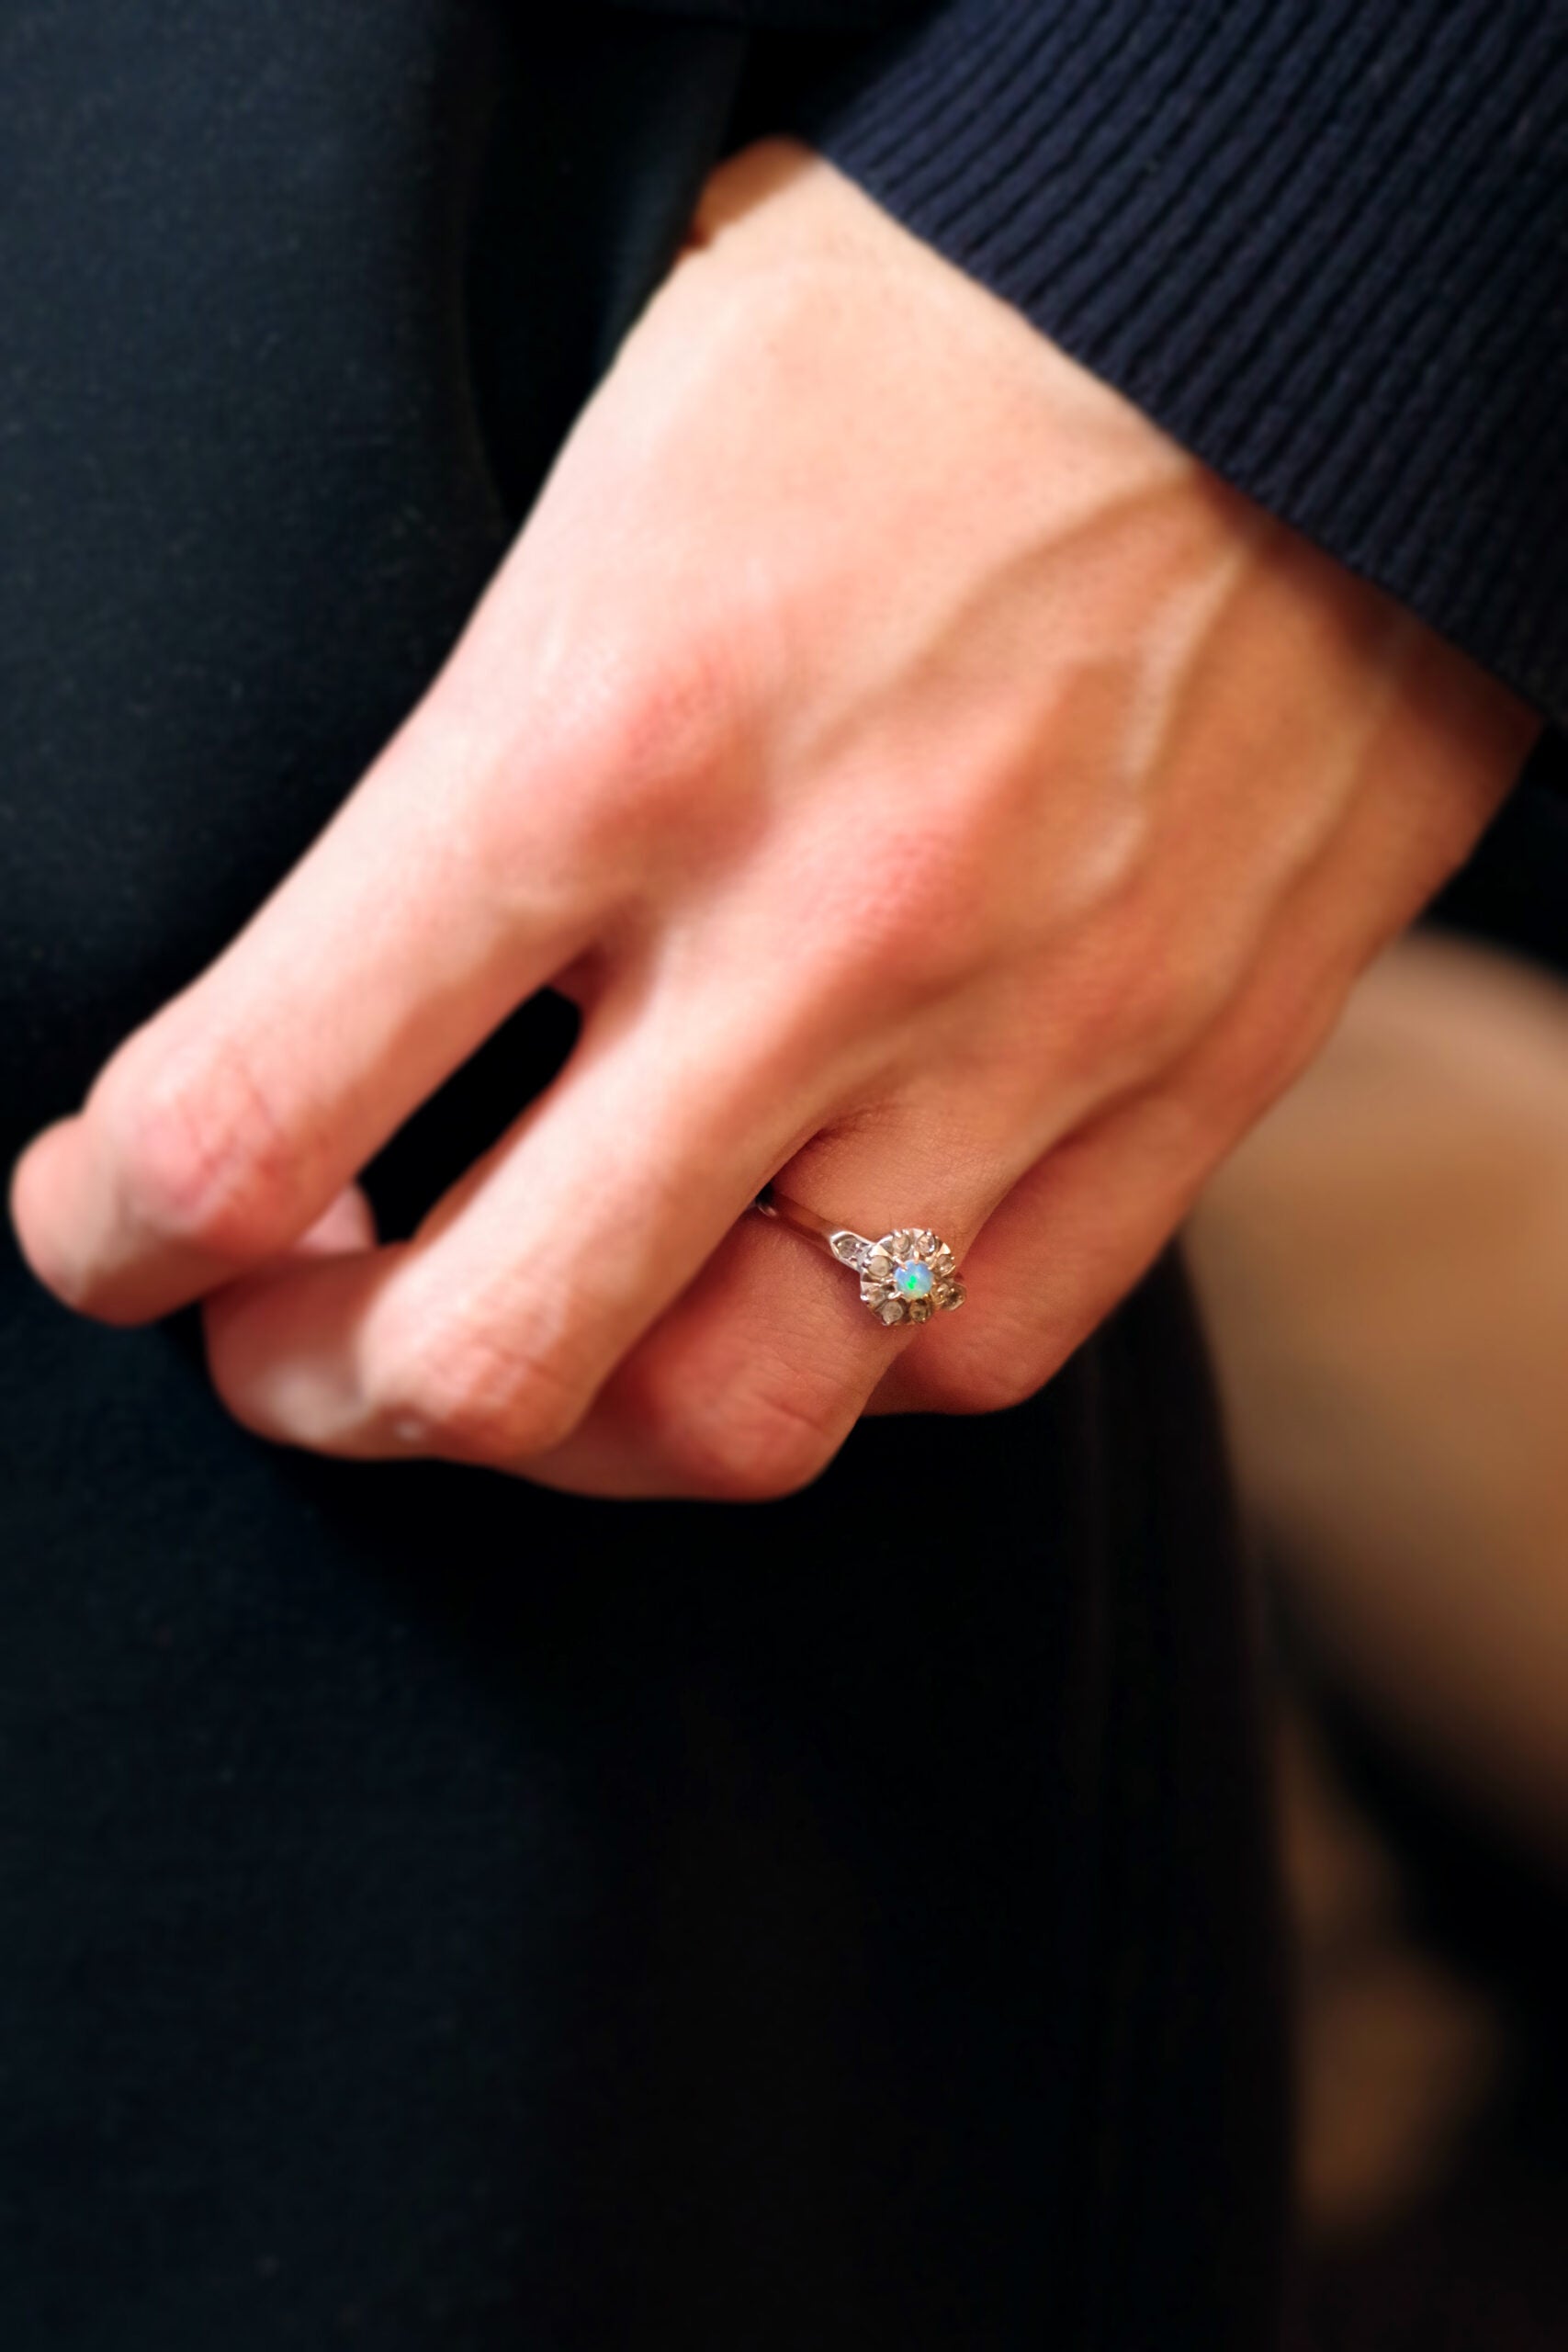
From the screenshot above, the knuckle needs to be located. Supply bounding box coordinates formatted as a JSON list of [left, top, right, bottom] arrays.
[[611, 639, 737, 790], [791, 859, 987, 1044], [1114, 967, 1201, 1075], [660, 1371, 845, 1504], [1196, 995, 1325, 1142], [835, 830, 989, 1001], [105, 1042, 310, 1261], [367, 1304, 586, 1465], [1060, 920, 1214, 1089], [913, 1333, 1053, 1419], [551, 632, 743, 859]]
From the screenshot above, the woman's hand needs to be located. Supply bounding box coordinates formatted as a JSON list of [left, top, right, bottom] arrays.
[[8, 142, 1535, 1499]]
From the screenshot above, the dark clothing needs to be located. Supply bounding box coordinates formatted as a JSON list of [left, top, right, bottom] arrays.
[[0, 10, 1284, 2347], [678, 0, 1568, 734], [9, 0, 1558, 2344]]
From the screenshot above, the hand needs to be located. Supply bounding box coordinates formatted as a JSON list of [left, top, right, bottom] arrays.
[[8, 141, 1536, 1499]]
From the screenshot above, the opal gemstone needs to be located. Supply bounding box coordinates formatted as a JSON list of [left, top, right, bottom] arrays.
[[894, 1261, 933, 1300]]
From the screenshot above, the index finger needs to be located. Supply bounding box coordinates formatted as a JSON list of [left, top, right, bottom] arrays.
[[10, 679, 600, 1327]]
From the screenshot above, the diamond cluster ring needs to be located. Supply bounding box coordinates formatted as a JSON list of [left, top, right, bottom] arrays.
[[754, 1191, 967, 1326]]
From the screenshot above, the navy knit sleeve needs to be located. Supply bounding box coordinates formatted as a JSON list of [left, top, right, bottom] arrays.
[[792, 1, 1568, 729]]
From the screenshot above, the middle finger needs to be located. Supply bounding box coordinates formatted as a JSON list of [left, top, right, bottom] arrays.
[[200, 978, 833, 1466]]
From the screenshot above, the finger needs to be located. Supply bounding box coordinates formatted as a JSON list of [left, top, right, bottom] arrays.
[[868, 758, 1453, 1419], [443, 674, 1508, 1489], [200, 981, 830, 1466], [516, 1087, 1021, 1500], [866, 1091, 1224, 1419], [504, 881, 1314, 1499], [9, 678, 600, 1329]]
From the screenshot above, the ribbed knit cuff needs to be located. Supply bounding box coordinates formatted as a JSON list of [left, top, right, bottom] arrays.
[[797, 0, 1568, 730]]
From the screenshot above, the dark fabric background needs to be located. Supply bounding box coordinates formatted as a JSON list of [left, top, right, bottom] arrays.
[[0, 6, 1283, 2343]]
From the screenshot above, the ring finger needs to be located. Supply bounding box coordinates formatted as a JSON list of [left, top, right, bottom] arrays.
[[516, 1087, 1026, 1499]]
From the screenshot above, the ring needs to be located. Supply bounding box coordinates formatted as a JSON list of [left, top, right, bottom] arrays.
[[754, 1190, 967, 1326]]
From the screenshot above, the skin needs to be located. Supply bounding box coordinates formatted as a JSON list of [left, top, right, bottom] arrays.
[[7, 141, 1539, 1502]]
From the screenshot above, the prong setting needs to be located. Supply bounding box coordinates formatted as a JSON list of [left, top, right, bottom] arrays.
[[859, 1228, 965, 1325], [757, 1195, 966, 1326]]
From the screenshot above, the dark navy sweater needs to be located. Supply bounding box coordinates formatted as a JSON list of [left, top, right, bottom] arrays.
[[629, 0, 1568, 734]]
